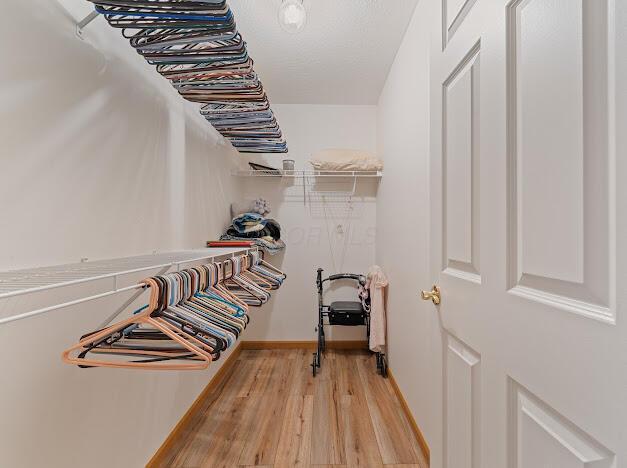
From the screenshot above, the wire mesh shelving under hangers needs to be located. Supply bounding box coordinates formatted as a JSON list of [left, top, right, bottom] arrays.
[[0, 247, 256, 325]]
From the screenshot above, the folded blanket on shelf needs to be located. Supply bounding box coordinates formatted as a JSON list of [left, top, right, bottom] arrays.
[[226, 219, 281, 241], [220, 234, 285, 255], [309, 148, 383, 172], [232, 212, 267, 233]]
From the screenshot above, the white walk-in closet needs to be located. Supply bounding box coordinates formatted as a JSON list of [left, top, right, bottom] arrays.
[[1, 1, 626, 467]]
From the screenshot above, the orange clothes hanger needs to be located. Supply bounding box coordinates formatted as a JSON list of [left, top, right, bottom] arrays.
[[62, 278, 213, 370]]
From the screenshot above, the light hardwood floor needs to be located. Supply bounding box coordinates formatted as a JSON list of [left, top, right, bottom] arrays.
[[158, 349, 429, 468]]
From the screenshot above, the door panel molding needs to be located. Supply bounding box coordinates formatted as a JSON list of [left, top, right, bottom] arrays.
[[506, 0, 616, 324], [443, 0, 479, 48], [507, 379, 615, 468], [442, 40, 482, 285], [443, 333, 481, 468]]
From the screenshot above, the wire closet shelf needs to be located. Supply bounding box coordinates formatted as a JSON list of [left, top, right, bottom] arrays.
[[0, 247, 257, 325], [233, 169, 382, 204], [232, 169, 383, 178]]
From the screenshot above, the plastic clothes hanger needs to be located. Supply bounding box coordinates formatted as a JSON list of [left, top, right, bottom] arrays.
[[158, 273, 229, 355], [222, 258, 269, 305], [237, 254, 276, 290], [207, 262, 250, 311], [62, 278, 213, 370], [249, 250, 286, 285]]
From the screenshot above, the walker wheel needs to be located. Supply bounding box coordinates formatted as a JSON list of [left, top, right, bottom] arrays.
[[380, 355, 388, 378], [311, 353, 317, 377]]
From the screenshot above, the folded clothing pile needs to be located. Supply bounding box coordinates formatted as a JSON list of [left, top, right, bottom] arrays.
[[309, 148, 383, 172], [221, 212, 285, 255]]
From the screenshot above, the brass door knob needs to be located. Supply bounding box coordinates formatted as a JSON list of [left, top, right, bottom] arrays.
[[421, 285, 441, 305]]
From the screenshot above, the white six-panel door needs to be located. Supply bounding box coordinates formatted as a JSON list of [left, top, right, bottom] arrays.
[[428, 0, 626, 467]]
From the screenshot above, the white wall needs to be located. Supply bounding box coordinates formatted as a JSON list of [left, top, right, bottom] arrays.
[[0, 1, 246, 467], [243, 104, 379, 341], [0, 1, 242, 270], [376, 0, 441, 464]]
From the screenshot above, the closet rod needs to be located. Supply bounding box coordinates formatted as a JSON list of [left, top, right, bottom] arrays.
[[0, 247, 258, 326], [0, 283, 143, 326]]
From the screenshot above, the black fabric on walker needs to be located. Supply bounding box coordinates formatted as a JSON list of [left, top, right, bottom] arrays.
[[328, 301, 366, 326]]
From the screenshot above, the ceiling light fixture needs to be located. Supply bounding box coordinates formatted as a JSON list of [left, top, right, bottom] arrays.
[[278, 0, 307, 34]]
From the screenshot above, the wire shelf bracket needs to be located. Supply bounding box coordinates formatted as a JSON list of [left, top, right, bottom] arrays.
[[76, 10, 99, 40]]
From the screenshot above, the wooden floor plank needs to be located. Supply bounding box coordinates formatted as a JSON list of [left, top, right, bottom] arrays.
[[287, 348, 316, 396], [357, 358, 420, 465], [385, 465, 426, 468], [167, 390, 241, 467], [341, 394, 384, 467], [166, 394, 245, 468], [274, 395, 314, 468], [310, 466, 348, 468], [198, 396, 257, 468], [332, 351, 365, 398], [310, 465, 348, 468], [237, 353, 275, 397], [159, 358, 245, 467], [238, 356, 291, 465], [386, 464, 428, 468], [311, 379, 346, 465], [174, 360, 270, 467], [385, 379, 430, 468], [157, 349, 428, 468]]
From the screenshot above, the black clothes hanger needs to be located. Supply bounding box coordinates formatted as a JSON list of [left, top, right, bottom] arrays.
[[88, 0, 287, 152]]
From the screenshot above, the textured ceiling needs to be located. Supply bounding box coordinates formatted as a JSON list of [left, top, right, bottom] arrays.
[[228, 0, 419, 105]]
